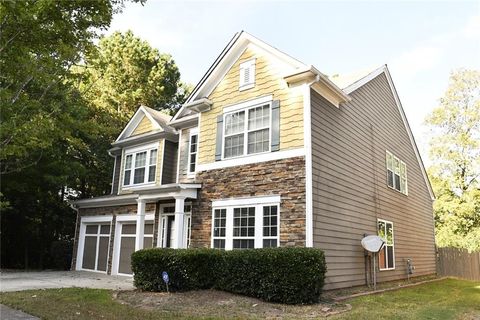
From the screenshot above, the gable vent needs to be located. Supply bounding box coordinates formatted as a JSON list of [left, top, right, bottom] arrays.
[[239, 58, 256, 91]]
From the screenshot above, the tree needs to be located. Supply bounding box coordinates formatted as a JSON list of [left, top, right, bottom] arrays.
[[77, 30, 186, 118], [70, 30, 188, 198], [425, 69, 480, 252], [0, 0, 144, 269]]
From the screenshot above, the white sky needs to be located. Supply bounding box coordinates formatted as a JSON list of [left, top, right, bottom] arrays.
[[107, 1, 480, 163]]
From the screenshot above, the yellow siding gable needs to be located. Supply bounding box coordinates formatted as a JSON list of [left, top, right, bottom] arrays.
[[198, 46, 304, 165], [131, 116, 155, 136]]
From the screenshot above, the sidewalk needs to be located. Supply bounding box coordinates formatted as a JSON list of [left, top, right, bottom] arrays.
[[0, 304, 39, 320]]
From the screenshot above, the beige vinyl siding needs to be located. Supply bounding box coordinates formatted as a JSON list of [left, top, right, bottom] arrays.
[[131, 116, 154, 136], [178, 127, 197, 183], [198, 46, 304, 164], [311, 73, 435, 290], [161, 140, 178, 185]]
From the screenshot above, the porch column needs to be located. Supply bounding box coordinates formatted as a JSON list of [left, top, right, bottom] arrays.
[[135, 199, 146, 251], [173, 196, 186, 249]]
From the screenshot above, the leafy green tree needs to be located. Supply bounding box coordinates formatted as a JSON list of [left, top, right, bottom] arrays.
[[425, 69, 480, 252], [77, 30, 186, 118], [70, 30, 188, 198], [0, 0, 144, 269]]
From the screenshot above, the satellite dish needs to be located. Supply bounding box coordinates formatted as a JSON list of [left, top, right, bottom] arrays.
[[361, 235, 385, 253]]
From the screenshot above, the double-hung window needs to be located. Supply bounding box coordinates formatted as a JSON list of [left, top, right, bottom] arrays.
[[212, 197, 279, 250], [223, 102, 271, 159], [212, 209, 227, 249], [123, 146, 158, 186], [233, 207, 255, 249], [188, 129, 198, 174], [378, 219, 395, 270], [386, 151, 407, 194]]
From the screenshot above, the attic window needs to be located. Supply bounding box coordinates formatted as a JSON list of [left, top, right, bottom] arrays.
[[239, 59, 255, 91]]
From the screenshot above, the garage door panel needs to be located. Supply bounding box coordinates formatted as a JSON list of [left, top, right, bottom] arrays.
[[145, 223, 154, 234], [144, 237, 153, 248], [97, 237, 109, 272], [122, 224, 136, 234], [100, 225, 111, 234], [119, 237, 135, 274], [82, 236, 97, 270]]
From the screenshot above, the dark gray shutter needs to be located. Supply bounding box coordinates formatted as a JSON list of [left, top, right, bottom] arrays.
[[215, 114, 223, 161], [271, 100, 280, 152], [111, 155, 121, 195]]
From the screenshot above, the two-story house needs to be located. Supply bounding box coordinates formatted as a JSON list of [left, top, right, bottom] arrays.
[[71, 31, 436, 290]]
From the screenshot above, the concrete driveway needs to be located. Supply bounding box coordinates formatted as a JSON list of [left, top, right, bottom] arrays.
[[0, 271, 134, 292]]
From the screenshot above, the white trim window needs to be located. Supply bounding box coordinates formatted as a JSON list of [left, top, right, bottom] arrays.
[[188, 128, 199, 174], [233, 207, 256, 249], [212, 208, 227, 249], [239, 58, 255, 91], [211, 196, 280, 250], [386, 151, 407, 195], [262, 205, 279, 248], [123, 147, 157, 186], [378, 219, 395, 270], [223, 102, 271, 159]]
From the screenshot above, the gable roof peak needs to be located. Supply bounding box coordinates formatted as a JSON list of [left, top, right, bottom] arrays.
[[115, 105, 175, 143]]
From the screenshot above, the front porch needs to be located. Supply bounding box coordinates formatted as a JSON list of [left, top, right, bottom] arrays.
[[71, 183, 201, 276]]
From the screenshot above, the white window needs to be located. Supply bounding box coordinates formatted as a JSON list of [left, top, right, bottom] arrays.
[[378, 219, 395, 270], [262, 205, 279, 248], [188, 128, 198, 174], [386, 151, 407, 195], [239, 59, 255, 91], [223, 102, 271, 159], [212, 208, 227, 249], [123, 147, 157, 186], [233, 207, 256, 249], [211, 197, 280, 250]]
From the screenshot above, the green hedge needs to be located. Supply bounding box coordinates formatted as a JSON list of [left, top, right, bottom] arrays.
[[131, 248, 222, 291], [132, 247, 326, 304]]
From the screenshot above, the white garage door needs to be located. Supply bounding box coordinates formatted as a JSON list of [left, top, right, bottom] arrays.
[[81, 224, 111, 272], [117, 221, 154, 275]]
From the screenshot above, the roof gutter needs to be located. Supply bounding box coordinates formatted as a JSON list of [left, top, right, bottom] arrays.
[[284, 65, 351, 105]]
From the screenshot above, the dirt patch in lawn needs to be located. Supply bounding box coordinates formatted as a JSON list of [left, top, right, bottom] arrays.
[[115, 289, 351, 319]]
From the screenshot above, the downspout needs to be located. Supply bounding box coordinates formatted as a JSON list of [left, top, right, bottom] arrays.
[[108, 149, 118, 195], [69, 202, 80, 271], [303, 74, 320, 248]]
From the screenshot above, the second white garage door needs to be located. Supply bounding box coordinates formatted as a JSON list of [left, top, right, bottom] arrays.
[[116, 221, 154, 275]]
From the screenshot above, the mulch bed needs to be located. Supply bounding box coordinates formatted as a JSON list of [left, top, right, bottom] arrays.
[[114, 289, 351, 319]]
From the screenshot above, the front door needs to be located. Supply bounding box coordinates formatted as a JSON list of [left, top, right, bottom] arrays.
[[159, 205, 191, 248]]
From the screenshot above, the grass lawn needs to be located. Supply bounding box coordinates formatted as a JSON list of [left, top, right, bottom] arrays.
[[0, 278, 478, 319], [331, 278, 480, 320]]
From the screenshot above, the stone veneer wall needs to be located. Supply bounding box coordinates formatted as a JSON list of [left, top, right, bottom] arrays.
[[71, 203, 156, 274], [191, 156, 306, 248]]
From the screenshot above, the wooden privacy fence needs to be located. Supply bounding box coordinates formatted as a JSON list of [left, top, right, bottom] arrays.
[[437, 247, 480, 281]]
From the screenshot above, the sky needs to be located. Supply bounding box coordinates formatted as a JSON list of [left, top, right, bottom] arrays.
[[107, 0, 480, 162]]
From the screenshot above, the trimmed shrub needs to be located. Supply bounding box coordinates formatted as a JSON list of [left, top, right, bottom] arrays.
[[216, 247, 326, 304], [132, 247, 326, 304], [132, 248, 222, 291]]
